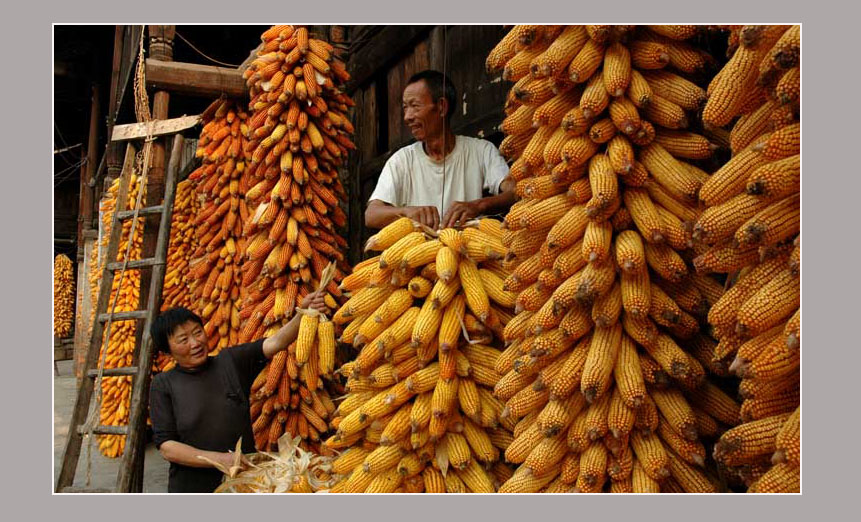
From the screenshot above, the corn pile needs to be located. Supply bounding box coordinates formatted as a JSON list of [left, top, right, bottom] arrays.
[[484, 25, 741, 493], [54, 254, 75, 338], [322, 218, 518, 493], [213, 435, 340, 493], [695, 25, 800, 493], [241, 25, 354, 453], [94, 175, 145, 458], [187, 98, 252, 356]]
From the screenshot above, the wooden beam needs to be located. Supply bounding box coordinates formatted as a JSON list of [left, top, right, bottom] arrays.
[[345, 25, 434, 93], [111, 115, 201, 142], [145, 58, 246, 98]]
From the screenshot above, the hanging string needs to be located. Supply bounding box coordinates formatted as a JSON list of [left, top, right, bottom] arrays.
[[441, 25, 447, 228]]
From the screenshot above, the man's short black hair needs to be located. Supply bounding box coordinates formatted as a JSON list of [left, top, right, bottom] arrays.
[[407, 70, 457, 121], [150, 307, 204, 354]]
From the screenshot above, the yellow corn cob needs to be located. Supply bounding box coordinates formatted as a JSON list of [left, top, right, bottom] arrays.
[[623, 188, 665, 244], [365, 217, 420, 252], [567, 39, 605, 83], [632, 456, 661, 492], [639, 142, 702, 203], [574, 442, 608, 493], [736, 268, 799, 337], [530, 25, 589, 78], [580, 322, 622, 404], [714, 413, 791, 466], [630, 430, 670, 481], [630, 40, 671, 70], [603, 42, 632, 97], [772, 406, 800, 466], [641, 70, 706, 111], [735, 195, 800, 248]]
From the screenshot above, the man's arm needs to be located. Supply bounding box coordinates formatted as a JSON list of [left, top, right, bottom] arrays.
[[260, 291, 327, 359], [441, 176, 516, 229], [159, 440, 241, 470], [365, 199, 440, 230]]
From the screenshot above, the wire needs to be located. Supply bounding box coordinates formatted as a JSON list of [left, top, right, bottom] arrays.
[[54, 122, 80, 167], [54, 143, 83, 155], [441, 25, 447, 224], [54, 159, 86, 188], [175, 31, 241, 68]]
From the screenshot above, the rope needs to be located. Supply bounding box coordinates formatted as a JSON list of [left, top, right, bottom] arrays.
[[441, 25, 447, 226], [84, 26, 157, 487], [175, 30, 241, 68]]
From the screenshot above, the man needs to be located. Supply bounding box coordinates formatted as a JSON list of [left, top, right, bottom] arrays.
[[365, 70, 516, 230], [148, 292, 327, 493]]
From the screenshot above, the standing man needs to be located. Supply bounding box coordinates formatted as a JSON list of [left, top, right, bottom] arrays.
[[365, 70, 516, 230], [148, 292, 327, 493]]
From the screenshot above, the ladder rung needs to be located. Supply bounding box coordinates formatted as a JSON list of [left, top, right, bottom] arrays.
[[106, 258, 163, 271], [60, 487, 115, 493], [115, 205, 164, 220], [87, 366, 139, 378], [77, 424, 129, 436], [98, 310, 148, 323]]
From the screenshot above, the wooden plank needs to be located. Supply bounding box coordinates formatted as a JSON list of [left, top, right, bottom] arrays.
[[145, 59, 245, 98], [111, 115, 201, 142], [359, 84, 377, 159], [429, 25, 446, 71], [345, 25, 433, 93], [387, 63, 405, 151]]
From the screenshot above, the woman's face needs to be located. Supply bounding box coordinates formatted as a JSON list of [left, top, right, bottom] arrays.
[[167, 320, 209, 369]]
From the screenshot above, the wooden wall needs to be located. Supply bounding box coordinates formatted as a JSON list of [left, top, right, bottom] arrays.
[[343, 25, 509, 265]]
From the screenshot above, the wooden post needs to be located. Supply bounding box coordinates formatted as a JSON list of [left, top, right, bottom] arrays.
[[105, 26, 127, 193]]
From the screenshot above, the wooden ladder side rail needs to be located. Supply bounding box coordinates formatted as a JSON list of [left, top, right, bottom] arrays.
[[116, 134, 183, 492], [56, 143, 137, 492]]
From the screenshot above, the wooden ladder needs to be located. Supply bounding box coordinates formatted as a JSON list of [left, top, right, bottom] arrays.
[[56, 133, 184, 493]]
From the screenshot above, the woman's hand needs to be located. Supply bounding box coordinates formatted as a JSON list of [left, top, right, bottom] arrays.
[[300, 291, 328, 314]]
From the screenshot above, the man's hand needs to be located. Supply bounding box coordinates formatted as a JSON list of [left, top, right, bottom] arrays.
[[300, 291, 328, 314], [403, 205, 441, 230], [442, 200, 483, 229]]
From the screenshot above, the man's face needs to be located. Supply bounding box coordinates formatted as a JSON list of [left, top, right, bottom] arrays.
[[167, 320, 209, 369], [403, 80, 445, 142]]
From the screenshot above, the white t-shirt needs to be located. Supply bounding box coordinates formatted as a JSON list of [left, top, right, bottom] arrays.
[[368, 135, 510, 218]]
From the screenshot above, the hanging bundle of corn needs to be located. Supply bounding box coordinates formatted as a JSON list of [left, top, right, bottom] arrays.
[[161, 179, 200, 311], [696, 25, 799, 493], [320, 218, 518, 493], [485, 25, 741, 493], [54, 254, 75, 338], [153, 178, 201, 373], [94, 175, 146, 458], [248, 265, 343, 455], [186, 98, 252, 357], [240, 25, 354, 454]]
